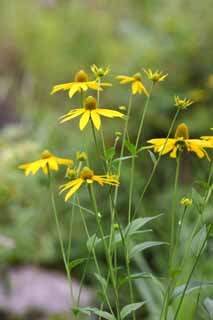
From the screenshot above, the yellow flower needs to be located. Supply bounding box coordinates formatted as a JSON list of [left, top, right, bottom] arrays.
[[59, 96, 124, 131], [180, 197, 193, 207], [116, 73, 149, 96], [147, 123, 212, 160], [59, 166, 119, 202], [19, 150, 73, 176], [90, 64, 110, 79], [51, 70, 111, 98], [200, 135, 213, 147], [174, 96, 194, 109], [143, 69, 168, 83]]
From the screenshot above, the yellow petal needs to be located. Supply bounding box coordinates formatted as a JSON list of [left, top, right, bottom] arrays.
[[55, 157, 73, 166], [64, 180, 84, 202], [50, 82, 73, 95], [132, 82, 138, 94], [79, 110, 90, 130], [42, 164, 49, 175], [96, 108, 124, 118], [60, 109, 84, 123], [69, 84, 80, 98], [116, 76, 134, 84], [60, 178, 83, 193], [48, 159, 59, 171], [91, 111, 101, 130]]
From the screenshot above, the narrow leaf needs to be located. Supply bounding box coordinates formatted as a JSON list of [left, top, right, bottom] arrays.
[[130, 241, 167, 258], [86, 234, 99, 252], [113, 155, 137, 162], [125, 140, 137, 155], [73, 307, 116, 320], [147, 149, 157, 164], [120, 302, 146, 319], [94, 273, 107, 290], [125, 214, 163, 236], [104, 147, 115, 161], [68, 258, 88, 271], [172, 281, 213, 300], [191, 225, 207, 256]]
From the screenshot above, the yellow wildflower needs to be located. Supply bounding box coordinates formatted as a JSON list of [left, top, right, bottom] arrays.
[[59, 96, 124, 131], [51, 69, 111, 98], [60, 166, 119, 202], [143, 69, 168, 83], [200, 135, 213, 147], [174, 96, 194, 109], [19, 150, 73, 176], [147, 123, 212, 160], [90, 64, 110, 79], [180, 197, 193, 207], [116, 73, 149, 96]]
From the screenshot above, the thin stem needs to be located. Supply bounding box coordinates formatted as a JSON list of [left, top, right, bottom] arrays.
[[133, 108, 180, 219], [173, 226, 212, 319], [67, 196, 75, 262], [135, 83, 154, 148], [77, 195, 114, 314], [113, 92, 133, 213], [128, 84, 154, 224], [169, 152, 181, 267], [48, 172, 76, 316], [88, 184, 121, 320]]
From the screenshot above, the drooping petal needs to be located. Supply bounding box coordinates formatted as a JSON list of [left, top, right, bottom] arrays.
[[79, 111, 90, 130], [170, 146, 178, 158], [48, 159, 59, 171], [42, 164, 49, 175], [60, 109, 84, 123], [96, 108, 124, 118], [55, 157, 73, 166], [87, 81, 100, 90], [69, 84, 80, 98], [64, 180, 84, 202], [91, 111, 101, 130], [116, 75, 134, 84], [59, 178, 83, 193], [50, 82, 73, 95]]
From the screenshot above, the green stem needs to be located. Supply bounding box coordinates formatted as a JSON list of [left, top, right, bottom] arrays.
[[169, 152, 181, 268], [133, 108, 180, 219], [113, 92, 133, 214], [48, 172, 76, 316], [173, 226, 212, 319], [67, 196, 75, 262], [88, 184, 121, 320], [77, 195, 114, 314], [135, 83, 154, 148], [128, 84, 154, 224]]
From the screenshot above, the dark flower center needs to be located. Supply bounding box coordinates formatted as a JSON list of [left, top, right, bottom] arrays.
[[75, 70, 89, 82]]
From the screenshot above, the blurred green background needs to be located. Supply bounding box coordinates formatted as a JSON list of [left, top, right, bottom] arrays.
[[0, 0, 213, 319]]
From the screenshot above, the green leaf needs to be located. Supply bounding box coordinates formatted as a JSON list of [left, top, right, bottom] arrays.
[[125, 140, 137, 155], [104, 147, 116, 161], [73, 307, 116, 320], [192, 188, 204, 214], [129, 241, 167, 258], [204, 298, 213, 319], [147, 149, 157, 164], [68, 258, 88, 271], [94, 273, 107, 290], [118, 272, 152, 288], [172, 281, 213, 300], [113, 155, 136, 162], [191, 225, 207, 256], [120, 302, 146, 319], [86, 234, 100, 252], [125, 214, 163, 236]]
